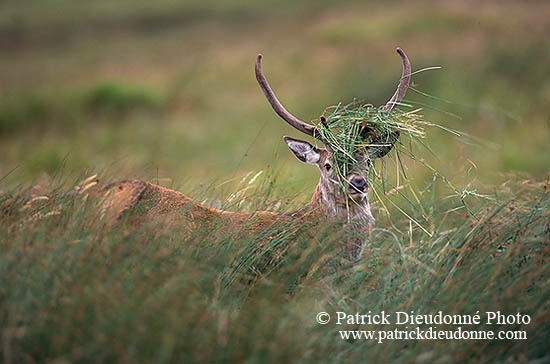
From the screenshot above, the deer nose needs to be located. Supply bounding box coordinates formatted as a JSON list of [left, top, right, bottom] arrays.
[[349, 175, 367, 192]]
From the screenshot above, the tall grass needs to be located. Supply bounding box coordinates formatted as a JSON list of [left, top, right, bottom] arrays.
[[1, 175, 548, 363]]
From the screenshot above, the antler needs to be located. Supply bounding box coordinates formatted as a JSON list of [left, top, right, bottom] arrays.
[[255, 54, 320, 139], [365, 48, 411, 159], [383, 48, 411, 112]]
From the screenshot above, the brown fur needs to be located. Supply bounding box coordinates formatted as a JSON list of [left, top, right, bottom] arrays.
[[97, 180, 288, 231], [89, 175, 371, 260]]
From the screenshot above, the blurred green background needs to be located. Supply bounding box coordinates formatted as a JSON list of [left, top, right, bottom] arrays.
[[1, 0, 548, 195]]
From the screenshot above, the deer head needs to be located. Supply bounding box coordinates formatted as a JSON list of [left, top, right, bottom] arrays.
[[256, 48, 411, 220]]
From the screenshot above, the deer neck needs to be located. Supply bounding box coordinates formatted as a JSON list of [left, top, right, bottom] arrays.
[[308, 179, 375, 227]]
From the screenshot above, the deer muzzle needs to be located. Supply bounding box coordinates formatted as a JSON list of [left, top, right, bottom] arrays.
[[348, 174, 367, 196]]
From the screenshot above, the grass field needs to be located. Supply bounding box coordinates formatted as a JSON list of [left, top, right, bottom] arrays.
[[1, 0, 549, 362]]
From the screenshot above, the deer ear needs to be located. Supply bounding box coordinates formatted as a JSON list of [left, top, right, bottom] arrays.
[[283, 136, 320, 164]]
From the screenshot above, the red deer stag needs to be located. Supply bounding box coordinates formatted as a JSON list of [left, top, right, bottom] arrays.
[[94, 48, 411, 260]]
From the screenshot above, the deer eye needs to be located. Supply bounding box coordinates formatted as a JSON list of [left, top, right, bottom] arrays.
[[324, 163, 332, 171]]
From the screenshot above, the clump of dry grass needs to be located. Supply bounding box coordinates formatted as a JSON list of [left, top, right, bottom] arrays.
[[316, 99, 454, 234], [319, 100, 426, 182]]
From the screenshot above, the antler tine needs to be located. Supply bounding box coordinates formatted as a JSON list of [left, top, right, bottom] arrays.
[[383, 48, 411, 112], [256, 54, 321, 139]]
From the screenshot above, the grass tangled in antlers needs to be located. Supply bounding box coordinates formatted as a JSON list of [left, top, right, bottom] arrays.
[[318, 101, 427, 185], [316, 100, 469, 235]]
